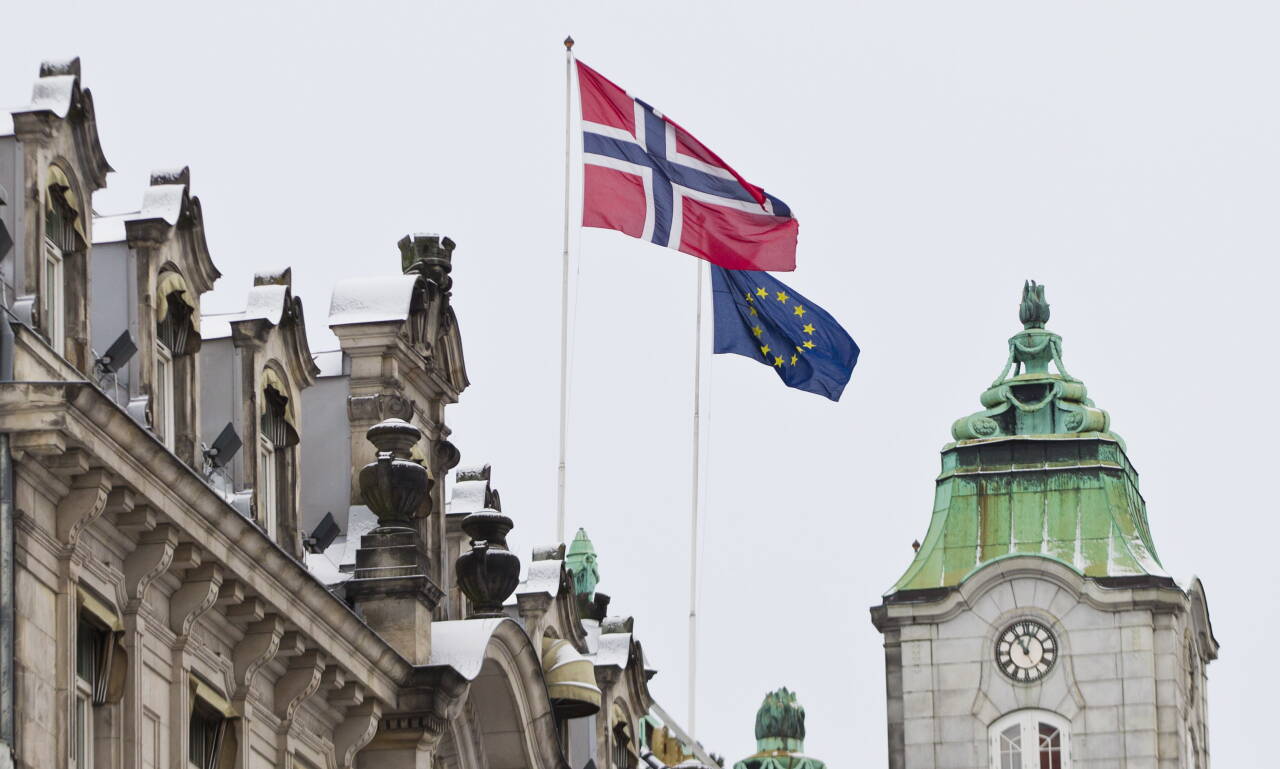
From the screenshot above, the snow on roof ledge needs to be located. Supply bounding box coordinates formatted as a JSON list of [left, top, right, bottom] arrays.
[[91, 213, 132, 244], [16, 74, 77, 118], [517, 559, 562, 598], [137, 184, 186, 225], [241, 283, 289, 325], [429, 617, 511, 679], [328, 274, 420, 327]]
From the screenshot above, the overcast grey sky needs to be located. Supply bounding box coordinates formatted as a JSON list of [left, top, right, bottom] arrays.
[[4, 1, 1278, 765]]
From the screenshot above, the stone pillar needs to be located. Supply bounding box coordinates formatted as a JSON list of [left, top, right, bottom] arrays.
[[344, 419, 442, 665]]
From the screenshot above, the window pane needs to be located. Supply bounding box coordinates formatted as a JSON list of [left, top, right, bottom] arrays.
[[76, 619, 102, 687], [1000, 724, 1021, 769], [190, 708, 224, 769], [1038, 723, 1061, 769]]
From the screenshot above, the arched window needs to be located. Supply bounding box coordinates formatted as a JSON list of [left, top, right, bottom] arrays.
[[153, 269, 200, 450], [43, 166, 82, 347], [257, 367, 299, 546], [611, 704, 637, 769], [989, 710, 1070, 769]]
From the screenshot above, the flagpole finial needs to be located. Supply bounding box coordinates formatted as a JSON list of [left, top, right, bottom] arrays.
[[564, 36, 575, 50]]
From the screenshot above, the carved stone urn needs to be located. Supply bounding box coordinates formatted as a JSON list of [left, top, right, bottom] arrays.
[[455, 508, 520, 617], [358, 418, 431, 531]]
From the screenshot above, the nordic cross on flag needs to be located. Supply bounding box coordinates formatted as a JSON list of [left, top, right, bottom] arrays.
[[576, 60, 799, 272]]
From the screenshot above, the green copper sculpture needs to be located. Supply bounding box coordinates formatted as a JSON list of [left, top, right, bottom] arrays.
[[888, 282, 1169, 593], [954, 281, 1094, 441], [734, 689, 825, 769], [565, 528, 599, 598]]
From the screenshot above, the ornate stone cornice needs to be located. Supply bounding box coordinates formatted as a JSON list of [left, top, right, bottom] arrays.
[[0, 360, 411, 704]]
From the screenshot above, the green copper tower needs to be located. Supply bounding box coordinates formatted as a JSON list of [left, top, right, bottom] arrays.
[[889, 281, 1169, 593], [734, 689, 825, 769]]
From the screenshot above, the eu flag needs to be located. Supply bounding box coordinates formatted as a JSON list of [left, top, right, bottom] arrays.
[[711, 265, 859, 401]]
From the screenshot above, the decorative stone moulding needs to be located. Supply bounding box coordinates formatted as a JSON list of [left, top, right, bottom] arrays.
[[358, 419, 431, 530], [455, 508, 520, 617]]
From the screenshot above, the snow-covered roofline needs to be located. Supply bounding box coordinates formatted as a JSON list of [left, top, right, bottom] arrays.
[[328, 274, 421, 327]]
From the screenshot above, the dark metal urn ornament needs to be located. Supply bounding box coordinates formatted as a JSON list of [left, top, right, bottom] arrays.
[[455, 508, 521, 617], [358, 419, 431, 531]]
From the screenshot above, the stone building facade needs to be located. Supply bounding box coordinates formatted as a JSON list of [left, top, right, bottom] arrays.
[[871, 284, 1218, 769], [0, 58, 719, 769]]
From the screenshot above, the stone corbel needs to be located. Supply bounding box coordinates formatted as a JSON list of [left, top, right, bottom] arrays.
[[8, 429, 67, 460], [333, 699, 382, 769], [214, 579, 245, 609], [114, 503, 156, 537], [319, 665, 346, 695], [232, 615, 283, 700], [123, 524, 178, 607], [55, 468, 113, 548], [169, 562, 223, 637], [226, 597, 265, 625], [328, 681, 365, 709], [273, 650, 325, 724]]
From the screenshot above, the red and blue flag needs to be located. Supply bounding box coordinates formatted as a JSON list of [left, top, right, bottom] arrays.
[[577, 61, 799, 272]]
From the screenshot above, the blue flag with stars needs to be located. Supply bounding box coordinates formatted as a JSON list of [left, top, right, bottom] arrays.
[[711, 265, 859, 401]]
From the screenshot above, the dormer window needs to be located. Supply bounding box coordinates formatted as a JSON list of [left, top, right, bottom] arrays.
[[43, 166, 83, 351], [42, 238, 65, 344], [257, 432, 278, 539], [612, 715, 636, 769], [154, 270, 201, 452], [155, 343, 175, 448], [257, 370, 299, 545]]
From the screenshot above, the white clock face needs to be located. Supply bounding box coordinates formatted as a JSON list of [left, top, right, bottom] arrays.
[[996, 620, 1058, 683]]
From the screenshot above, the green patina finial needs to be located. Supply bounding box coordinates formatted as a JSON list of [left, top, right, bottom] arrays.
[[1019, 280, 1050, 329], [734, 689, 825, 769], [754, 688, 805, 749], [565, 528, 599, 598]]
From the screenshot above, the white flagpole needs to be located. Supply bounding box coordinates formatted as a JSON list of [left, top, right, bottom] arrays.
[[557, 36, 575, 544], [688, 258, 706, 737]]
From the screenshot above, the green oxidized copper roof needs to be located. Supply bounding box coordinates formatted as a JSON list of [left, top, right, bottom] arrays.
[[565, 528, 599, 598], [733, 689, 825, 769], [889, 282, 1167, 595]]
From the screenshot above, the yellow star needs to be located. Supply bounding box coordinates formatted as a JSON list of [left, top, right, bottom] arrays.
[[752, 325, 763, 338], [795, 345, 804, 353], [776, 290, 790, 303], [749, 307, 757, 316], [755, 287, 768, 298], [760, 344, 771, 356], [793, 305, 806, 317], [802, 340, 816, 350], [790, 354, 798, 366], [802, 323, 815, 335], [745, 292, 754, 303], [773, 356, 784, 367]]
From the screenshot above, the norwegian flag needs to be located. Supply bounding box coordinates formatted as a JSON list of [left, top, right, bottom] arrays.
[[577, 61, 798, 272]]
